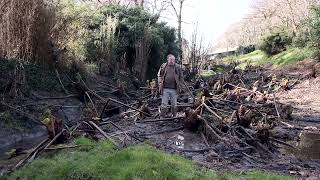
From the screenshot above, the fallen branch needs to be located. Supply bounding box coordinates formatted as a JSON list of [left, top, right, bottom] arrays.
[[201, 132, 210, 148], [137, 116, 183, 123], [55, 69, 69, 94], [88, 121, 120, 148], [41, 129, 67, 153], [176, 147, 212, 153], [202, 103, 223, 120], [198, 116, 223, 141], [14, 138, 49, 170], [269, 137, 298, 150], [109, 121, 143, 142]]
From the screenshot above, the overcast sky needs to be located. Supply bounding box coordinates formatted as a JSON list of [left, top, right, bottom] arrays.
[[160, 0, 252, 47]]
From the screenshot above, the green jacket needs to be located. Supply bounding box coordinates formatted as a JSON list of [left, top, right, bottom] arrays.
[[157, 63, 183, 94]]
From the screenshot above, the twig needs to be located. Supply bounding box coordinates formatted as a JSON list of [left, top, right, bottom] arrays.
[[198, 116, 223, 141], [269, 137, 298, 150], [88, 121, 120, 148], [137, 116, 183, 123], [41, 129, 67, 153], [55, 69, 69, 94], [85, 91, 98, 115], [44, 145, 80, 151], [176, 148, 212, 153], [273, 94, 281, 119], [201, 132, 210, 148], [14, 138, 49, 170], [202, 103, 223, 120], [37, 94, 79, 100]]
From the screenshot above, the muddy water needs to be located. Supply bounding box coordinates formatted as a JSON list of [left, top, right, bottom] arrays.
[[296, 130, 320, 160], [0, 126, 48, 157]]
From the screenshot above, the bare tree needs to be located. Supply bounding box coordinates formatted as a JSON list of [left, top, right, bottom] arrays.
[[189, 22, 210, 75], [169, 0, 187, 64], [215, 0, 320, 50]]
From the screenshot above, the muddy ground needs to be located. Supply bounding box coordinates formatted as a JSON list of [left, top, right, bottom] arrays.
[[0, 60, 320, 179]]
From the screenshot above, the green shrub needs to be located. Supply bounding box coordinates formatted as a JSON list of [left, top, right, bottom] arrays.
[[24, 64, 60, 91], [259, 33, 292, 56], [309, 6, 320, 58], [237, 45, 256, 55]]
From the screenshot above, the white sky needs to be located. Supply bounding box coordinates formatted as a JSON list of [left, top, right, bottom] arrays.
[[160, 0, 252, 47]]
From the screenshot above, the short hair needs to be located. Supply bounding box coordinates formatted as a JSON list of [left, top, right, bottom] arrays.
[[167, 54, 175, 59]]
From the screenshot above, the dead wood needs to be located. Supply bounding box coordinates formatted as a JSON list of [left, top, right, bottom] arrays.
[[14, 138, 49, 170], [198, 116, 223, 142], [202, 103, 223, 121], [109, 121, 143, 142], [88, 121, 120, 148], [176, 148, 212, 153], [138, 116, 183, 123]]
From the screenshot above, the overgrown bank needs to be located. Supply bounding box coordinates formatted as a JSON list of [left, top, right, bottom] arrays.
[[223, 48, 315, 69]]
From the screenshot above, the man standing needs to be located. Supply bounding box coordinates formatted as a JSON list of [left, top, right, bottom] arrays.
[[157, 54, 183, 117]]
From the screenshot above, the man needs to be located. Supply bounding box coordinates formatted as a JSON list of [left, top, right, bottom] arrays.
[[157, 54, 183, 117]]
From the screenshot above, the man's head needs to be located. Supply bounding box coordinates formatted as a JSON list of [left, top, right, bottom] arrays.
[[167, 54, 175, 66]]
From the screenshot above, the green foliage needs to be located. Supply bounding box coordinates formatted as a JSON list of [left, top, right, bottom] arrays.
[[54, 1, 178, 79], [24, 64, 60, 91], [259, 48, 314, 66], [259, 33, 292, 56], [10, 138, 296, 180], [309, 6, 320, 58], [236, 45, 256, 55], [223, 48, 313, 69]]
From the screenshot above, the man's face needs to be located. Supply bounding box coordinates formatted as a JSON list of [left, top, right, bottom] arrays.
[[167, 56, 175, 65]]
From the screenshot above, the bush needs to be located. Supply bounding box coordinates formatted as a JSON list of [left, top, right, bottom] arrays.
[[237, 45, 256, 55], [309, 6, 320, 58], [259, 33, 292, 56]]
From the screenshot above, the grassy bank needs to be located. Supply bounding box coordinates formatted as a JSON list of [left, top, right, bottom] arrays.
[[223, 48, 314, 69], [7, 138, 296, 180]]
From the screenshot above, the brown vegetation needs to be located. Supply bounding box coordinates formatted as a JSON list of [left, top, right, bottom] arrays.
[[0, 0, 54, 64]]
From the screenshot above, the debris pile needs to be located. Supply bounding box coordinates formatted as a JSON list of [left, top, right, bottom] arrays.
[[3, 66, 319, 175]]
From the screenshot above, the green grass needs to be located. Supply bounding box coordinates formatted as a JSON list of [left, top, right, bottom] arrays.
[[223, 48, 314, 69], [8, 138, 297, 180]]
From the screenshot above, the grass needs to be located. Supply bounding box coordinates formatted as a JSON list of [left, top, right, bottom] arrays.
[[222, 48, 314, 69], [8, 137, 297, 180]]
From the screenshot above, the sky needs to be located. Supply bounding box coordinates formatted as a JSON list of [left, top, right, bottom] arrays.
[[160, 0, 252, 47]]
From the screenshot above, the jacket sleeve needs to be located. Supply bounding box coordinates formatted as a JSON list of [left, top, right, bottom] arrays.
[[157, 64, 164, 85]]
